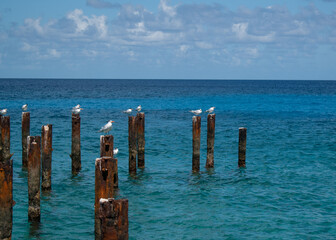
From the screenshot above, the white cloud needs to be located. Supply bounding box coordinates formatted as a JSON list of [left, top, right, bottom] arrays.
[[48, 49, 61, 58], [232, 22, 275, 42]]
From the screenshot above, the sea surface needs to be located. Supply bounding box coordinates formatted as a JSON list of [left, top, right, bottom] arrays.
[[0, 79, 335, 239]]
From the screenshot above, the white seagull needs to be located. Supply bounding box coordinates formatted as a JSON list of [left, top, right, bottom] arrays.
[[123, 108, 132, 114], [73, 104, 80, 109], [0, 109, 7, 115], [72, 107, 83, 114], [22, 104, 28, 111], [113, 148, 119, 155], [190, 109, 202, 115], [206, 107, 215, 114], [98, 120, 114, 134], [136, 105, 142, 112]]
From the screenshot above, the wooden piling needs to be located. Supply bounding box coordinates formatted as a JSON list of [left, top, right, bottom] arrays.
[[27, 136, 41, 222], [206, 114, 215, 168], [41, 125, 52, 191], [95, 157, 118, 239], [192, 116, 201, 172], [71, 113, 81, 174], [136, 113, 145, 168], [0, 116, 13, 240], [99, 198, 129, 240], [22, 112, 30, 169], [128, 116, 137, 174], [238, 127, 247, 168], [100, 135, 118, 188]]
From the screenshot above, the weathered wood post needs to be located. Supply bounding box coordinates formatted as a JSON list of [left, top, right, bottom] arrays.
[[100, 135, 114, 158], [95, 157, 118, 239], [128, 116, 137, 174], [71, 113, 81, 174], [22, 112, 30, 169], [100, 135, 118, 188], [192, 116, 201, 172], [41, 125, 52, 191], [136, 113, 145, 168], [238, 127, 247, 168], [206, 114, 215, 168], [0, 116, 13, 240], [99, 198, 129, 240], [27, 136, 41, 222]]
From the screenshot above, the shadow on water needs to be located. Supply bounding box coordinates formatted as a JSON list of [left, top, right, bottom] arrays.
[[29, 221, 41, 239]]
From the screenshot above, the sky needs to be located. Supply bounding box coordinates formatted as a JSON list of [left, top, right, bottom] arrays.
[[1, 0, 336, 80]]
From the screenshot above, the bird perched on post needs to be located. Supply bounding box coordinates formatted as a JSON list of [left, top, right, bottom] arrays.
[[98, 120, 114, 134], [136, 105, 142, 112], [123, 108, 132, 114], [0, 109, 7, 115], [22, 104, 28, 111], [72, 104, 83, 114], [190, 109, 202, 115], [206, 107, 215, 114]]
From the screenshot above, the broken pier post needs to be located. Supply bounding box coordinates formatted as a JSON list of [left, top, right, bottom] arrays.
[[99, 198, 129, 240], [206, 114, 215, 168], [238, 127, 247, 168], [0, 116, 13, 240], [71, 113, 81, 174], [128, 116, 137, 174], [136, 112, 145, 169], [22, 112, 30, 169], [95, 157, 118, 239], [100, 135, 118, 188], [192, 116, 201, 172], [41, 125, 52, 191], [27, 136, 41, 222]]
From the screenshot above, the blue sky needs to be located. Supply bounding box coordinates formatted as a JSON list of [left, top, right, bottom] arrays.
[[1, 0, 336, 80]]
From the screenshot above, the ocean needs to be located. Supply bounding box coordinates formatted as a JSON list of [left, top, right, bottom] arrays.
[[0, 79, 335, 239]]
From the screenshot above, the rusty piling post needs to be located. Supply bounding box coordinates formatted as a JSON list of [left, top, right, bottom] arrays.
[[41, 125, 52, 191], [95, 157, 118, 239], [128, 116, 137, 174], [136, 113, 145, 169], [192, 116, 201, 172], [206, 114, 215, 168], [100, 135, 118, 188], [22, 112, 30, 169], [71, 113, 81, 174], [238, 127, 247, 168], [99, 198, 129, 240], [0, 116, 13, 240], [27, 136, 41, 222]]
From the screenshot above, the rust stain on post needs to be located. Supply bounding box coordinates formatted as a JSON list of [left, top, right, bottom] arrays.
[[22, 112, 30, 169], [136, 113, 145, 169], [99, 198, 129, 240], [27, 136, 41, 222], [238, 127, 247, 168], [192, 116, 201, 172], [128, 116, 137, 174], [95, 157, 118, 239], [0, 116, 13, 240], [100, 135, 118, 188], [71, 113, 81, 174], [41, 125, 52, 191], [206, 114, 215, 168]]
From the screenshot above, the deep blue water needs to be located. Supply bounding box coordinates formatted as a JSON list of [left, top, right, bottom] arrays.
[[0, 79, 336, 239]]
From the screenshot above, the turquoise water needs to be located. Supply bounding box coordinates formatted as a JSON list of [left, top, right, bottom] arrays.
[[0, 79, 336, 239]]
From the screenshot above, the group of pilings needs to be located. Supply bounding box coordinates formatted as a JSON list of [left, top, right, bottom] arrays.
[[192, 114, 247, 172], [128, 112, 145, 174]]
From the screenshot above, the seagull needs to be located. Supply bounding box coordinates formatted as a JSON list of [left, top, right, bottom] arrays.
[[206, 107, 215, 114], [0, 109, 7, 115], [123, 108, 132, 114], [22, 104, 28, 111], [113, 148, 119, 155], [72, 107, 83, 114], [98, 120, 114, 134], [190, 109, 202, 115], [73, 104, 80, 109], [136, 105, 142, 112]]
